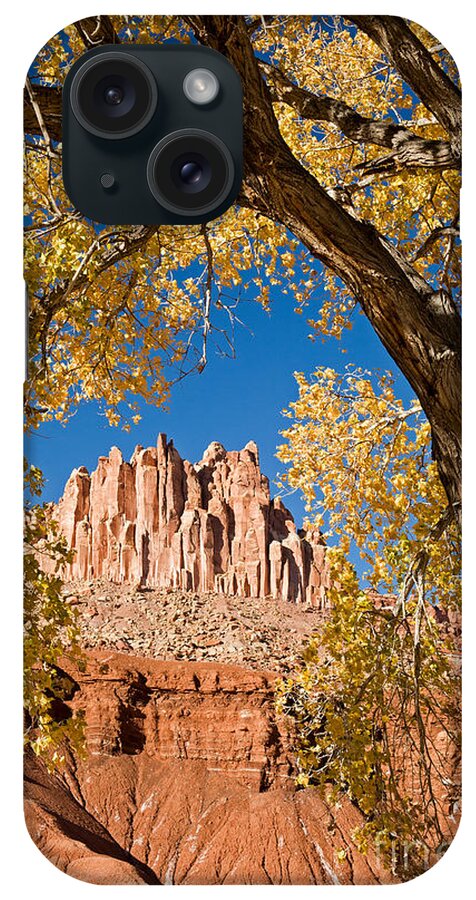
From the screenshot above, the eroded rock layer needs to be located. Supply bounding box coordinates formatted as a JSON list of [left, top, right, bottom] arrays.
[[52, 435, 330, 606], [24, 652, 391, 884]]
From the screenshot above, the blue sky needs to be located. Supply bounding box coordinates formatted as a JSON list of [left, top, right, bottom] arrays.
[[26, 277, 415, 532]]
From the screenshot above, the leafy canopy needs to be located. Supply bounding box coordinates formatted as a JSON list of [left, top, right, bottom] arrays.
[[24, 463, 85, 766], [277, 366, 460, 603], [25, 15, 460, 431], [276, 368, 460, 873]]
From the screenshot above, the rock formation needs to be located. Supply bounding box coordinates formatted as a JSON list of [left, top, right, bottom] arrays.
[[24, 651, 391, 884], [52, 435, 330, 607]]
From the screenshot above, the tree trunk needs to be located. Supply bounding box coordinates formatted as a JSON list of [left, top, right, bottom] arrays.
[[351, 16, 462, 161], [187, 16, 461, 523], [24, 84, 62, 142]]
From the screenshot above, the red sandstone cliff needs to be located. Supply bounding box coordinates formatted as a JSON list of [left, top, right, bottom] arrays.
[[24, 651, 391, 885], [51, 435, 330, 606]]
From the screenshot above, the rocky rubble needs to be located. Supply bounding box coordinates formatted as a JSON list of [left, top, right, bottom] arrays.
[[48, 434, 330, 606], [68, 581, 325, 672]]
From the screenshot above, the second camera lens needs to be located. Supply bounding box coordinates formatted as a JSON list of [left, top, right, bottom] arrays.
[[147, 129, 235, 216], [180, 162, 202, 185], [173, 154, 212, 194]]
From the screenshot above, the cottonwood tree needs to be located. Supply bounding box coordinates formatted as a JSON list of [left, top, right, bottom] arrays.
[[276, 367, 461, 873], [24, 15, 461, 817], [24, 14, 461, 525]]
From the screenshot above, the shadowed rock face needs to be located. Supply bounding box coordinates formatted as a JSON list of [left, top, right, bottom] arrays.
[[24, 750, 158, 884], [49, 435, 330, 607], [24, 652, 392, 885]]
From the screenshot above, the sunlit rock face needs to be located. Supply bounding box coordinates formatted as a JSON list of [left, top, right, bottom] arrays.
[[51, 434, 331, 607], [24, 651, 390, 885]]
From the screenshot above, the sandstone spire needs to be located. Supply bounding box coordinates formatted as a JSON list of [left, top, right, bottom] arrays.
[[52, 435, 330, 607]]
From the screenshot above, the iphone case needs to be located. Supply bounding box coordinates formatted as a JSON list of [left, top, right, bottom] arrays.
[[24, 14, 461, 885]]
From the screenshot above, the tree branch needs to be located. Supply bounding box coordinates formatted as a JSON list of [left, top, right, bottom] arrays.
[[260, 60, 458, 173], [350, 16, 461, 160], [73, 14, 119, 47], [413, 224, 459, 262], [29, 226, 158, 356]]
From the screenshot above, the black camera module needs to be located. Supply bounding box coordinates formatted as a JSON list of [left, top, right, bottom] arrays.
[[70, 51, 158, 139], [63, 45, 242, 223], [147, 129, 234, 216]]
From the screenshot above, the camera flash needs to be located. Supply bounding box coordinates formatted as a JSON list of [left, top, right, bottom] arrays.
[[183, 69, 219, 105]]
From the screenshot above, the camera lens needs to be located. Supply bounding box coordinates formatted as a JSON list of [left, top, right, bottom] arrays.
[[70, 52, 157, 139], [104, 85, 124, 106], [147, 129, 234, 216], [174, 154, 212, 194], [180, 162, 202, 185]]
